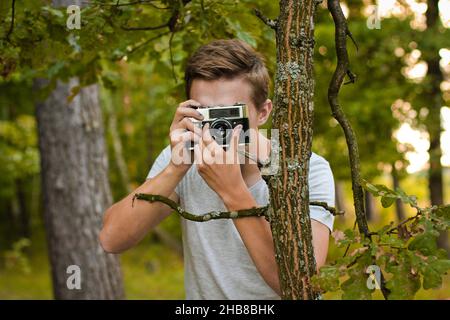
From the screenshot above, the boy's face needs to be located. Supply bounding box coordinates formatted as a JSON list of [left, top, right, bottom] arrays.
[[189, 77, 272, 130]]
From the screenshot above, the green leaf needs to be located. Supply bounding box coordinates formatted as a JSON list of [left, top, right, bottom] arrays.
[[341, 267, 373, 300], [381, 195, 396, 208], [408, 232, 438, 256], [386, 267, 421, 299], [312, 266, 340, 292], [422, 259, 450, 290], [380, 234, 405, 248]]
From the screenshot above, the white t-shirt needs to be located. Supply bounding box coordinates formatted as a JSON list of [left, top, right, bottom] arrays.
[[147, 145, 335, 299]]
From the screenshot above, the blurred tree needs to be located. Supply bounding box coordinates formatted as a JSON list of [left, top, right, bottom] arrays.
[[34, 0, 124, 299], [422, 0, 448, 253]]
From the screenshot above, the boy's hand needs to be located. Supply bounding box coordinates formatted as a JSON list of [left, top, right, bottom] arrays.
[[169, 100, 203, 172], [194, 123, 248, 203]]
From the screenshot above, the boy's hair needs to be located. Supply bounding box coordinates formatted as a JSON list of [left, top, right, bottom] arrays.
[[184, 39, 270, 109]]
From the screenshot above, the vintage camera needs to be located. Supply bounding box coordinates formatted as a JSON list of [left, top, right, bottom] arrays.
[[187, 103, 250, 150]]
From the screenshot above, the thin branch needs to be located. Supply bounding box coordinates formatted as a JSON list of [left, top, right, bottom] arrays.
[[121, 22, 169, 31], [346, 27, 358, 51], [253, 8, 278, 30], [133, 193, 343, 222], [133, 193, 269, 221], [310, 201, 345, 216], [343, 219, 357, 257], [90, 0, 169, 8], [118, 31, 170, 59], [5, 0, 16, 42], [327, 0, 369, 237]]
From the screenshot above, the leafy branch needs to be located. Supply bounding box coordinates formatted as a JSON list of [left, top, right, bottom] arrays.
[[312, 181, 450, 299]]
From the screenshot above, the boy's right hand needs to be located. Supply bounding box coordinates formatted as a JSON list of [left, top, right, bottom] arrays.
[[169, 99, 204, 172]]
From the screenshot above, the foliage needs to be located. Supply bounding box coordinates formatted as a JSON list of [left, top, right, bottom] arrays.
[[0, 113, 39, 225], [312, 180, 450, 299], [2, 238, 31, 274]]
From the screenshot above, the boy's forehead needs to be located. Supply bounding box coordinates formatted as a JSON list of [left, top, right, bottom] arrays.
[[190, 78, 253, 107]]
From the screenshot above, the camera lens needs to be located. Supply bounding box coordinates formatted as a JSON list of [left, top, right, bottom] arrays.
[[210, 118, 233, 145]]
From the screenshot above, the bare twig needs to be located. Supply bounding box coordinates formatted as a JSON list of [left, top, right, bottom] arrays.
[[253, 8, 278, 30], [90, 0, 169, 9], [5, 0, 16, 42], [310, 201, 345, 216], [133, 193, 343, 221], [119, 31, 170, 59], [343, 219, 357, 257], [133, 193, 269, 221], [121, 22, 169, 31], [327, 0, 369, 238]]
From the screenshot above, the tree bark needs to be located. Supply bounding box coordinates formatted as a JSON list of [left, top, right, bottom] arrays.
[[35, 78, 124, 299], [266, 0, 319, 300], [425, 0, 448, 254]]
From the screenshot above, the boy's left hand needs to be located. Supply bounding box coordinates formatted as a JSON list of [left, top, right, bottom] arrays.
[[193, 123, 246, 202]]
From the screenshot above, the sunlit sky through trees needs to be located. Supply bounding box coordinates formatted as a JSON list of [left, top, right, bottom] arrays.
[[341, 0, 449, 173]]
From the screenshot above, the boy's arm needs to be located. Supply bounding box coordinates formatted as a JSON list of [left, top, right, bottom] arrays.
[[100, 99, 204, 254], [99, 163, 184, 254]]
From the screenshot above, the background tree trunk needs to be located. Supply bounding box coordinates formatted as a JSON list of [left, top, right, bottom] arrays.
[[425, 0, 448, 254], [35, 78, 124, 299], [364, 190, 374, 222], [392, 167, 406, 222], [267, 0, 319, 300], [16, 178, 31, 239], [334, 180, 348, 222]]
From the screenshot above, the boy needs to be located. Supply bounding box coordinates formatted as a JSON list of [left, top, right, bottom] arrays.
[[100, 39, 335, 299]]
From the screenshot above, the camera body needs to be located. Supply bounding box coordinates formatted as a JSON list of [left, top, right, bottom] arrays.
[[188, 103, 250, 150]]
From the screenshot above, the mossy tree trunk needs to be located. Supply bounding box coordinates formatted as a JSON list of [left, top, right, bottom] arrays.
[[267, 0, 319, 300]]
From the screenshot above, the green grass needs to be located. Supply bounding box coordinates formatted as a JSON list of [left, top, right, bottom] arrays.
[[0, 230, 184, 299]]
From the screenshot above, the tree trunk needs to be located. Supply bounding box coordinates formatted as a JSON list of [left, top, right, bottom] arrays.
[[392, 168, 406, 222], [267, 0, 319, 300], [364, 190, 374, 222], [334, 180, 347, 222], [425, 0, 448, 254], [16, 178, 31, 239], [35, 78, 124, 299]]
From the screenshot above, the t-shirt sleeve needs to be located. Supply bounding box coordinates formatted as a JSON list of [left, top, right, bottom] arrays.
[[308, 154, 336, 232], [146, 145, 180, 196]]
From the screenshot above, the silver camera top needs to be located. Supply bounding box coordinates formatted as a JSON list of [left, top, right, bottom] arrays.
[[191, 103, 248, 122]]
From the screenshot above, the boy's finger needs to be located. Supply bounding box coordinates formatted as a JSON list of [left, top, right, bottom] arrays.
[[229, 124, 243, 154], [193, 142, 202, 165], [202, 123, 215, 146]]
